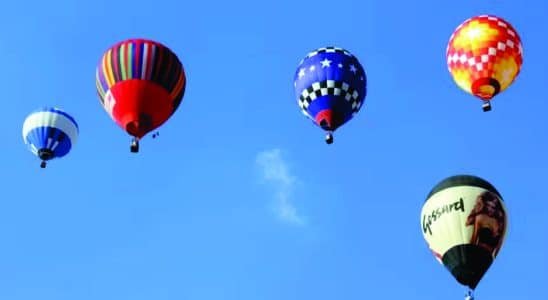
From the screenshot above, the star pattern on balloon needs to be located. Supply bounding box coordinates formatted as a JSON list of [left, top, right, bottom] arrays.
[[293, 59, 365, 88]]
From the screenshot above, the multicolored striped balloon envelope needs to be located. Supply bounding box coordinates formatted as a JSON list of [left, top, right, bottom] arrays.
[[22, 107, 79, 168], [446, 15, 523, 112], [95, 38, 186, 153]]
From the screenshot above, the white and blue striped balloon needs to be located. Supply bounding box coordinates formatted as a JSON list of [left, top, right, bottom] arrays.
[[22, 107, 79, 167]]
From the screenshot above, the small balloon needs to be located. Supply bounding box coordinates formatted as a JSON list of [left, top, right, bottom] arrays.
[[22, 107, 79, 168], [421, 175, 508, 291], [96, 38, 186, 152], [447, 15, 523, 111], [293, 46, 367, 144]]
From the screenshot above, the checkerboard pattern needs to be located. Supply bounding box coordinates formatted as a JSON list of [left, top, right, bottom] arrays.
[[298, 80, 362, 117]]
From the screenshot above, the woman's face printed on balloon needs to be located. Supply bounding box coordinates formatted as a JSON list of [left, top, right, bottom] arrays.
[[466, 191, 506, 255]]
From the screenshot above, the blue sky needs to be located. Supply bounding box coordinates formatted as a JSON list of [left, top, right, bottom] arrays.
[[0, 0, 547, 299]]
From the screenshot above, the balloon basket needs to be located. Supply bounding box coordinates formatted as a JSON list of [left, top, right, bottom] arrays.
[[130, 139, 140, 153], [325, 132, 334, 145], [482, 101, 491, 112]]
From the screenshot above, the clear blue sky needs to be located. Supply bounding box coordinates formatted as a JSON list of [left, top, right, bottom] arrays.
[[0, 1, 546, 299]]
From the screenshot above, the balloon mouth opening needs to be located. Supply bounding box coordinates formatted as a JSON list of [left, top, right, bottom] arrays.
[[455, 270, 479, 289], [316, 110, 344, 132], [38, 149, 54, 161], [319, 119, 332, 131], [471, 78, 500, 100], [125, 114, 153, 138]]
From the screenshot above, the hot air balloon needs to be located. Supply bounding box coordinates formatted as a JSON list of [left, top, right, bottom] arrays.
[[22, 107, 79, 168], [96, 38, 186, 153], [447, 15, 523, 112], [421, 175, 508, 300], [294, 46, 367, 144]]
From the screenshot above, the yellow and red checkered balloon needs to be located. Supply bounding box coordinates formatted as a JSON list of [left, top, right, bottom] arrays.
[[447, 15, 523, 101]]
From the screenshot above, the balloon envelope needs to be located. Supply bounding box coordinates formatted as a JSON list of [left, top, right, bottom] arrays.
[[293, 46, 367, 132], [96, 38, 186, 139], [22, 107, 79, 162], [421, 175, 508, 290], [447, 15, 523, 101]]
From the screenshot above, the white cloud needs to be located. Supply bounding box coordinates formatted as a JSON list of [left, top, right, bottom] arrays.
[[255, 149, 305, 225]]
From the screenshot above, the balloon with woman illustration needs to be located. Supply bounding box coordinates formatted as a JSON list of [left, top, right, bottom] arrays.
[[293, 46, 367, 144], [420, 174, 508, 300], [96, 38, 186, 153], [447, 15, 523, 112]]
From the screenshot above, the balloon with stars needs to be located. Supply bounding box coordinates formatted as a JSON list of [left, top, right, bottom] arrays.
[[293, 46, 367, 144]]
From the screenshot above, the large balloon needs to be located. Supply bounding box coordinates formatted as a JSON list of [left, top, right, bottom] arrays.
[[293, 46, 367, 144], [22, 107, 79, 168], [421, 175, 508, 299], [447, 15, 523, 112], [96, 38, 186, 152]]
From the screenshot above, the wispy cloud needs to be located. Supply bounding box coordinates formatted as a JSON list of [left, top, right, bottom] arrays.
[[255, 149, 305, 225]]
